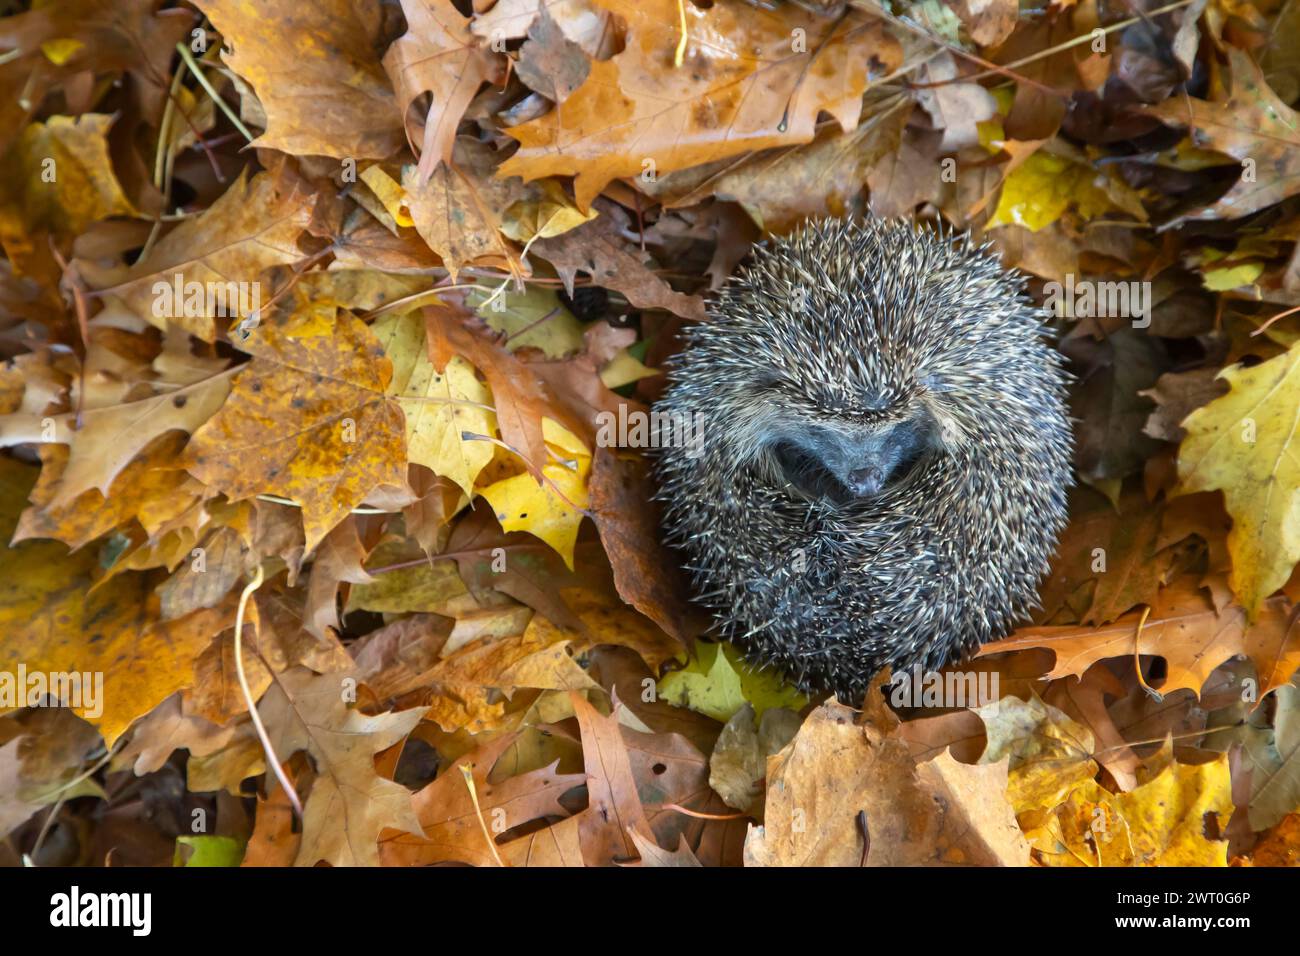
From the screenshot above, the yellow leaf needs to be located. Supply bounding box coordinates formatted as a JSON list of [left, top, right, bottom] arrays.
[[467, 284, 584, 358], [359, 165, 414, 228], [977, 694, 1100, 814], [599, 348, 658, 390], [479, 420, 590, 569], [0, 459, 232, 746], [501, 180, 598, 241], [1, 114, 136, 239], [182, 306, 406, 552], [40, 38, 85, 66], [989, 151, 1115, 232], [373, 311, 495, 495], [1175, 343, 1300, 616]]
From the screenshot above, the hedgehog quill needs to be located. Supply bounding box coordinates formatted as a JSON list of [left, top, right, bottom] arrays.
[[655, 219, 1074, 704]]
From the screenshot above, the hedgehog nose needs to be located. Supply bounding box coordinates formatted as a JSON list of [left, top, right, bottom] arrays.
[[849, 466, 884, 496]]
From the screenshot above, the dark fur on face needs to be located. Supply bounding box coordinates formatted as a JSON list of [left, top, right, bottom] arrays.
[[764, 405, 941, 504]]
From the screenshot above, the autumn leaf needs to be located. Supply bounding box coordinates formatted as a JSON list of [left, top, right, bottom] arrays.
[[379, 730, 583, 866], [402, 138, 524, 278], [569, 691, 657, 865], [976, 693, 1100, 814], [258, 666, 427, 867], [980, 577, 1300, 699], [0, 459, 233, 745], [373, 309, 495, 496], [499, 0, 902, 208], [1175, 341, 1300, 617], [744, 691, 1031, 867], [195, 0, 404, 160], [183, 305, 406, 552], [84, 170, 314, 342], [1144, 46, 1300, 222], [533, 202, 707, 320], [0, 114, 135, 243], [383, 0, 501, 182], [479, 418, 591, 569]]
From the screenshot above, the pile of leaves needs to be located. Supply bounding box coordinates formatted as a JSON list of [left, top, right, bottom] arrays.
[[1, 0, 1299, 867]]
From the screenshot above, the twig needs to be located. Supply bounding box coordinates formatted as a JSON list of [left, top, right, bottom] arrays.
[[460, 765, 506, 866], [233, 565, 304, 819], [856, 810, 871, 866], [175, 42, 254, 142]]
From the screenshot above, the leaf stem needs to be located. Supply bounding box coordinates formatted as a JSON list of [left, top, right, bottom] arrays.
[[175, 41, 254, 143]]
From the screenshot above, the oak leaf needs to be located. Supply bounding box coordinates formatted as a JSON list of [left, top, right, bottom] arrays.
[[499, 0, 902, 208], [1144, 47, 1300, 221], [258, 666, 427, 867], [383, 0, 501, 182], [379, 730, 583, 866]]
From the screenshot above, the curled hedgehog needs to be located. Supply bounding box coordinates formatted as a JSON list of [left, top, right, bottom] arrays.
[[654, 218, 1074, 704]]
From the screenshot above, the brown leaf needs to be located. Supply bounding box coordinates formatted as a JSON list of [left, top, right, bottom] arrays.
[[1143, 47, 1300, 222], [383, 0, 501, 182], [534, 202, 707, 321], [981, 576, 1300, 699], [259, 666, 427, 866], [403, 138, 524, 278], [589, 447, 692, 645], [744, 691, 1031, 866], [380, 730, 583, 866], [183, 305, 407, 552], [570, 691, 656, 865], [196, 0, 404, 160], [82, 170, 314, 342], [500, 0, 901, 207]]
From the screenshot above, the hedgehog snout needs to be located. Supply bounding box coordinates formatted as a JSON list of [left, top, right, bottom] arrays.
[[847, 466, 885, 496]]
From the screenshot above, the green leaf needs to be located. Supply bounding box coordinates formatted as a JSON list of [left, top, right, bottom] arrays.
[[173, 835, 246, 867], [657, 642, 807, 723]]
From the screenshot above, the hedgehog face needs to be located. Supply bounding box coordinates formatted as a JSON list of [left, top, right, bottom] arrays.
[[763, 406, 939, 503]]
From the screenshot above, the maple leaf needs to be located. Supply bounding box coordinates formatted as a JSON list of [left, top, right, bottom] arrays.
[[258, 666, 427, 867], [13, 434, 204, 551], [182, 305, 407, 552], [0, 459, 234, 745], [0, 114, 135, 242], [81, 170, 315, 342], [373, 310, 496, 496], [1026, 744, 1234, 867], [499, 0, 902, 208], [194, 0, 404, 160], [1175, 341, 1300, 617]]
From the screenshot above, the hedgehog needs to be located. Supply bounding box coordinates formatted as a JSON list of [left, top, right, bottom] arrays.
[[654, 218, 1074, 704]]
